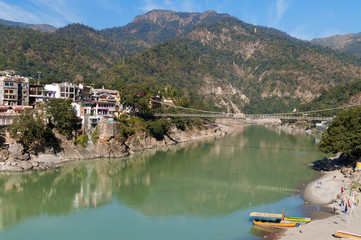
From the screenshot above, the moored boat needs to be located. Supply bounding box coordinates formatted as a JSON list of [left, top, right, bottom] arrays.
[[252, 219, 300, 228], [284, 216, 311, 223], [334, 230, 361, 239], [249, 211, 301, 228]]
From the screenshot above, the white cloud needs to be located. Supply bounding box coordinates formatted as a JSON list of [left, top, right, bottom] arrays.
[[289, 25, 314, 40], [29, 0, 81, 24], [140, 0, 162, 12], [181, 0, 195, 12], [139, 0, 199, 13], [96, 0, 123, 14], [269, 0, 289, 27], [0, 0, 83, 27], [276, 0, 288, 23], [320, 28, 342, 38], [0, 1, 40, 23]]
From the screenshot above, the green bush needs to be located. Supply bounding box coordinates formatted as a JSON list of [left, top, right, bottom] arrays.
[[91, 130, 99, 144], [9, 109, 54, 153], [125, 117, 146, 132], [119, 122, 135, 139], [171, 118, 187, 131], [75, 135, 89, 148], [146, 119, 170, 140]]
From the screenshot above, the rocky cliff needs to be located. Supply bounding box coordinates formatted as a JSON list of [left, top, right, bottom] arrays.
[[0, 122, 231, 173]]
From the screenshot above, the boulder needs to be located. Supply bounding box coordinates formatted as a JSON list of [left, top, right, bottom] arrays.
[[8, 143, 30, 161], [0, 165, 23, 172], [17, 161, 33, 171]]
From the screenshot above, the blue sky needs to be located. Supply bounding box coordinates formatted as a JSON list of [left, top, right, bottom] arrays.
[[0, 0, 359, 40]]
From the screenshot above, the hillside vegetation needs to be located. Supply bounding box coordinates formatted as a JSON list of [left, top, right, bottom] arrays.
[[1, 10, 361, 113], [311, 33, 361, 58], [101, 10, 230, 54], [101, 16, 361, 113], [0, 24, 125, 83], [299, 80, 361, 113]]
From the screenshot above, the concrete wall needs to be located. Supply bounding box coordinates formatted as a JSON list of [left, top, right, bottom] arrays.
[[96, 122, 120, 140]]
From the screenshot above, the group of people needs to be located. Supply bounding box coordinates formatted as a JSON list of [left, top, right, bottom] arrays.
[[340, 186, 359, 213]]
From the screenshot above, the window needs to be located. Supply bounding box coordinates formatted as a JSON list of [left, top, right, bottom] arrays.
[[10, 83, 13, 87], [61, 87, 65, 92], [5, 82, 9, 87], [60, 93, 65, 97]]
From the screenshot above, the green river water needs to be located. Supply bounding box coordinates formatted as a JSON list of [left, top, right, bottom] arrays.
[[0, 125, 326, 240]]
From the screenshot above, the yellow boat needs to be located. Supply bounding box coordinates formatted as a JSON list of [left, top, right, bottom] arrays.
[[284, 216, 311, 223], [253, 219, 300, 228], [250, 211, 300, 228], [334, 230, 361, 239]]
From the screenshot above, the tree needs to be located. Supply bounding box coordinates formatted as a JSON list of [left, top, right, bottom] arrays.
[[9, 110, 52, 152], [46, 98, 77, 138], [319, 106, 361, 159]]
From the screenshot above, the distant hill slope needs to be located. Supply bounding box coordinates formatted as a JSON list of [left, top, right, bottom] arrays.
[[101, 10, 230, 54], [55, 24, 129, 63], [0, 18, 57, 32], [299, 80, 361, 114], [311, 33, 361, 58], [0, 24, 126, 82], [1, 11, 361, 114], [102, 16, 361, 113]]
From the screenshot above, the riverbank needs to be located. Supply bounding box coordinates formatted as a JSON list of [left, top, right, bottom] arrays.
[[281, 167, 361, 239], [0, 122, 240, 173]]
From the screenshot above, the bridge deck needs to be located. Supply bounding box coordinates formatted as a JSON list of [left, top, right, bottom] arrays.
[[154, 113, 333, 121]]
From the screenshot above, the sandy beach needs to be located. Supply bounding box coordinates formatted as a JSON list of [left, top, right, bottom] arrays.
[[281, 169, 361, 240]]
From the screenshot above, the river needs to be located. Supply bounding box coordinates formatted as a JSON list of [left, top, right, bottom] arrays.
[[0, 125, 325, 240]]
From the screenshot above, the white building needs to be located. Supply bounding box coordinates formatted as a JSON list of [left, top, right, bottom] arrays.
[[43, 82, 78, 100]]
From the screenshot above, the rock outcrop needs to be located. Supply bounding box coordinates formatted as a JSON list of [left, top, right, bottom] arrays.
[[0, 123, 229, 173]]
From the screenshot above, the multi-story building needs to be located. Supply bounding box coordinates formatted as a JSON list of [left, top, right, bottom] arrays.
[[0, 76, 29, 106], [18, 79, 29, 106], [43, 82, 78, 100], [78, 84, 92, 101], [72, 100, 117, 133], [91, 88, 120, 103], [29, 84, 44, 106]]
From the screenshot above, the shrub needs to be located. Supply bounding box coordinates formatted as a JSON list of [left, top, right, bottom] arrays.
[[75, 135, 89, 148], [146, 119, 170, 140], [171, 118, 187, 131], [9, 109, 54, 153], [91, 130, 99, 144]]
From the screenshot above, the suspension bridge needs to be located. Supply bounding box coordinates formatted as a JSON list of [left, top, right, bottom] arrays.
[[152, 100, 361, 122]]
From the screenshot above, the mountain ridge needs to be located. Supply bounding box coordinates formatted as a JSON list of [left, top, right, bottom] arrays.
[[101, 15, 361, 113], [0, 10, 361, 113], [0, 18, 57, 32], [311, 33, 361, 57]]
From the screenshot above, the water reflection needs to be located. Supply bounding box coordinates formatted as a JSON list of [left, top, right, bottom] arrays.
[[0, 125, 324, 231]]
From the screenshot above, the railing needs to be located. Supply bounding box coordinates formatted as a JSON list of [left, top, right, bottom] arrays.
[[154, 113, 231, 118], [246, 114, 333, 121], [154, 113, 333, 121]]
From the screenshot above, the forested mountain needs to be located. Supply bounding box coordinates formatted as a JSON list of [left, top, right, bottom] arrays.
[[300, 80, 361, 112], [55, 24, 129, 63], [0, 18, 57, 32], [1, 10, 361, 113], [311, 33, 361, 58], [0, 24, 126, 83], [101, 16, 361, 113], [101, 10, 230, 54]]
